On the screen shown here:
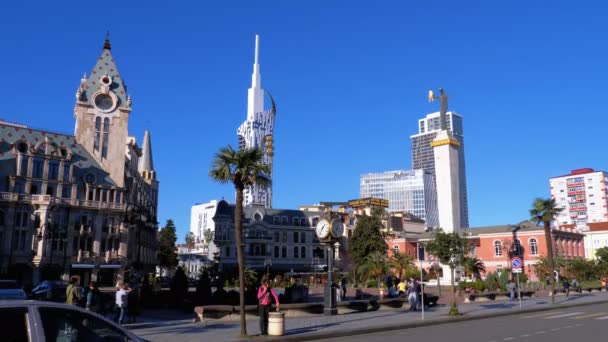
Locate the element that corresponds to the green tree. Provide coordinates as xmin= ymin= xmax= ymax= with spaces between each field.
xmin=204 ymin=228 xmax=214 ymax=245
xmin=171 ymin=266 xmax=189 ymax=305
xmin=349 ymin=207 xmax=388 ymax=268
xmin=158 ymin=219 xmax=178 ymax=272
xmin=426 ymin=231 xmax=467 ymax=315
xmin=209 ymin=145 xmax=270 ymax=337
xmin=530 ymin=197 xmax=564 ymax=304
xmin=462 ymin=257 xmax=486 ymax=280
xmin=357 ymin=252 xmax=391 ymax=287
xmin=596 ymin=247 xmax=608 ymax=264
xmin=185 ymin=232 xmax=196 ymax=245
xmin=390 ymin=253 xmax=413 ymax=280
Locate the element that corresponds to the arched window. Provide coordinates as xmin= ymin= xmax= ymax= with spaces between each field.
xmin=94 ymin=117 xmax=101 ymax=151
xmin=393 ymin=245 xmax=400 ymax=256
xmin=301 ymin=218 xmax=307 ymax=226
xmin=282 ymin=246 xmax=287 ymax=258
xmin=293 ymin=232 xmax=299 ymax=243
xmin=0 ymin=210 xmax=4 ymax=226
xmin=530 ymin=238 xmax=538 ymax=255
xmin=301 ymin=246 xmax=306 ymax=258
xmin=274 ymin=246 xmax=279 ymax=258
xmin=300 ymin=233 xmax=306 ymax=243
xmin=494 ymin=241 xmax=502 ymax=256
xmin=294 ymin=246 xmax=299 ymax=258
xmin=102 ymin=118 xmax=109 ymax=158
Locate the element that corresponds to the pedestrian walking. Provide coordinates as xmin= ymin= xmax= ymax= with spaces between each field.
xmin=507 ymin=279 xmax=516 ymax=301
xmin=257 ymin=276 xmax=279 ymax=336
xmin=86 ymin=281 xmax=102 ymax=313
xmin=571 ymin=278 xmax=579 ymax=293
xmin=562 ymin=279 xmax=570 ymax=297
xmin=114 ymin=281 xmax=130 ymax=325
xmin=407 ymin=277 xmax=417 ymax=311
xmin=340 ymin=277 xmax=347 ymax=300
xmin=65 ymin=276 xmax=81 ymax=306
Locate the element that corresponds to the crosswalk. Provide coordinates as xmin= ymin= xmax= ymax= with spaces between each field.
xmin=520 ymin=311 xmax=608 ymax=320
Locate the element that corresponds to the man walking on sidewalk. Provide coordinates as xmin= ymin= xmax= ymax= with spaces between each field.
xmin=563 ymin=279 xmax=570 ymax=297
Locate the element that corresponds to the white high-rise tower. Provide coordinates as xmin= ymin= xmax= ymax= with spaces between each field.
xmin=237 ymin=34 xmax=276 ymax=208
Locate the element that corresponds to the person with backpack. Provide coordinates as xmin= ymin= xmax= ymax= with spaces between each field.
xmin=86 ymin=281 xmax=102 ymax=313
xmin=257 ymin=276 xmax=279 ymax=336
xmin=65 ymin=276 xmax=81 ymax=306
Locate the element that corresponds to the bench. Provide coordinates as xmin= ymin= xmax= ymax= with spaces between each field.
xmin=465 ymin=291 xmax=535 ymax=303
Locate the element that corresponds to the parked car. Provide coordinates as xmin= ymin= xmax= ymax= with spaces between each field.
xmin=1 ymin=300 xmax=148 ymax=341
xmin=31 ymin=280 xmax=69 ymax=302
xmin=0 ymin=280 xmax=27 ymax=300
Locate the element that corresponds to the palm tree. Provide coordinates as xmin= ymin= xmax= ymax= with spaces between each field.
xmin=462 ymin=257 xmax=486 ymax=280
xmin=530 ymin=197 xmax=563 ymax=304
xmin=358 ymin=252 xmax=390 ymax=287
xmin=209 ymin=145 xmax=270 ymax=336
xmin=390 ymin=253 xmax=413 ymax=280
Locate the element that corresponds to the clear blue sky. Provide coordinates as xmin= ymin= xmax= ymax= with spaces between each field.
xmin=1 ymin=1 xmax=607 ymax=242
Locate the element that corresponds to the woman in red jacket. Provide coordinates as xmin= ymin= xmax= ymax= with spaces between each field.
xmin=257 ymin=276 xmax=280 ymax=335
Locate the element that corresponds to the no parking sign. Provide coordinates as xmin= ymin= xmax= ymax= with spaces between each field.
xmin=511 ymin=257 xmax=523 ymax=273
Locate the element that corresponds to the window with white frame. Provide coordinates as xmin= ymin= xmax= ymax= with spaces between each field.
xmin=494 ymin=241 xmax=502 ymax=256
xmin=530 ymin=238 xmax=538 ymax=255
xmin=393 ymin=245 xmax=400 ymax=255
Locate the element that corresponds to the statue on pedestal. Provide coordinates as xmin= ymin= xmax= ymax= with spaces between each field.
xmin=428 ymin=88 xmax=448 ymax=131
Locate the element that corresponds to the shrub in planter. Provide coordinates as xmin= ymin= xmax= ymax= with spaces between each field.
xmin=366 ymin=279 xmax=378 ymax=288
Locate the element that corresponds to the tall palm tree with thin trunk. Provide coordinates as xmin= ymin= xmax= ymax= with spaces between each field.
xmin=390 ymin=253 xmax=413 ymax=280
xmin=210 ymin=146 xmax=270 ymax=336
xmin=462 ymin=256 xmax=486 ymax=280
xmin=530 ymin=197 xmax=563 ymax=304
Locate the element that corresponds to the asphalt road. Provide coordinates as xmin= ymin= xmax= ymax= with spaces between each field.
xmin=320 ymin=302 xmax=608 ymax=342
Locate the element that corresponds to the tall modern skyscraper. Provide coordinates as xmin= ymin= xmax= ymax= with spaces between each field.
xmin=360 ymin=170 xmax=439 ymax=227
xmin=237 ymin=35 xmax=276 ymax=208
xmin=411 ymin=111 xmax=469 ymax=227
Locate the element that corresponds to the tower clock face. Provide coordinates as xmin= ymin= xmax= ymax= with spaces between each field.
xmin=315 ymin=219 xmax=330 ymax=239
xmin=94 ymin=94 xmax=114 ymax=111
xmin=330 ymin=219 xmax=344 ymax=239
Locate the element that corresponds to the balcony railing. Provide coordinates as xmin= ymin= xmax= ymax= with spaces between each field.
xmin=0 ymin=192 xmax=126 ymax=210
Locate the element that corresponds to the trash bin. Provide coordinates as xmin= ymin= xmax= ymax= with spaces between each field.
xmin=268 ymin=311 xmax=285 ymax=336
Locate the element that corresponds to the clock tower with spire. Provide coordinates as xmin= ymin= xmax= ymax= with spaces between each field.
xmin=74 ymin=34 xmax=131 ymax=187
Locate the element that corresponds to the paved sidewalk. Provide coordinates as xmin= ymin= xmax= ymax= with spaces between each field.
xmin=130 ymin=292 xmax=608 ymax=342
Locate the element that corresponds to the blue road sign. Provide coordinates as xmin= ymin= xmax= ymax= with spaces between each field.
xmin=511 ymin=257 xmax=522 ymax=269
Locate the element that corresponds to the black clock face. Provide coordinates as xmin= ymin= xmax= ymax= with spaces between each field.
xmin=94 ymin=94 xmax=114 ymax=110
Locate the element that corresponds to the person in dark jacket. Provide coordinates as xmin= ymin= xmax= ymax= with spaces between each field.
xmin=86 ymin=281 xmax=102 ymax=313
xmin=563 ymin=279 xmax=570 ymax=297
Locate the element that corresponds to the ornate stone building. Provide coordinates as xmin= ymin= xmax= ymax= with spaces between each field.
xmin=213 ymin=201 xmax=329 ymax=273
xmin=0 ymin=37 xmax=159 ymax=286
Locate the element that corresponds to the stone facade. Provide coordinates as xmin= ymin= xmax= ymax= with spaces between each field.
xmin=0 ymin=38 xmax=159 ymax=286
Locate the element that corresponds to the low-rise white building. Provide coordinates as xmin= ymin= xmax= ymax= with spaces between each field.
xmin=190 ymin=200 xmax=219 ymax=259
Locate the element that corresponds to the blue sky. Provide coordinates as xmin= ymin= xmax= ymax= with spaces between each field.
xmin=1 ymin=1 xmax=607 ymax=241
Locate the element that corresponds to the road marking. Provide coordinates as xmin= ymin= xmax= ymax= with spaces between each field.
xmin=535 ymin=331 xmax=547 ymax=334
xmin=550 ymin=328 xmax=561 ymax=331
xmin=545 ymin=312 xmax=585 ymax=319
xmin=563 ymin=325 xmax=574 ymax=329
xmin=504 ymin=338 xmax=515 ymax=341
xmin=520 ymin=334 xmax=531 ymax=337
xmin=595 ymin=315 xmax=608 ymax=320
xmin=575 ymin=323 xmax=584 ymax=327
xmin=572 ymin=312 xmax=606 ymax=320
xmin=522 ymin=311 xmax=563 ymax=318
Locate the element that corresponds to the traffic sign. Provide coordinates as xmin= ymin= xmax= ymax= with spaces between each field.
xmin=511 ymin=257 xmax=523 ymax=273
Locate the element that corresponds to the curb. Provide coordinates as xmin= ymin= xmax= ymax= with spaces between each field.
xmin=252 ymin=298 xmax=608 ymax=342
